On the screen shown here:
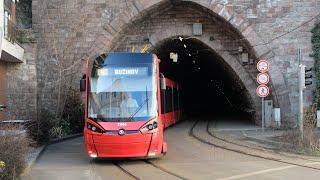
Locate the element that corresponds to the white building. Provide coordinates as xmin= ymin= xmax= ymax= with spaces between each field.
xmin=0 ymin=0 xmax=24 ymax=63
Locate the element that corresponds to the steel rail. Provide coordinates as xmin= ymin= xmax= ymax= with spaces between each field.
xmin=189 ymin=119 xmax=320 ymax=171
xmin=143 ymin=160 xmax=189 ymax=180
xmin=207 ymin=119 xmax=272 ymax=151
xmin=112 ymin=162 xmax=141 ymax=180
xmin=112 ymin=160 xmax=188 ymax=180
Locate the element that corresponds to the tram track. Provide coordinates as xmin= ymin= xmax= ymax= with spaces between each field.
xmin=23 ymin=120 xmax=320 ymax=179
xmin=87 ymin=159 xmax=103 ymax=180
xmin=88 ymin=159 xmax=139 ymax=180
xmin=208 ymin=120 xmax=320 ymax=164
xmin=86 ymin=122 xmax=188 ymax=180
xmin=189 ymin=119 xmax=320 ymax=171
xmin=89 ymin=155 xmax=188 ymax=180
xmin=110 ymin=159 xmax=188 ymax=180
xmin=207 ymin=119 xmax=271 ymax=151
xmin=112 ymin=161 xmax=141 ymax=180
xmin=111 ymin=160 xmax=188 ymax=180
xmin=143 ymin=160 xmax=189 ymax=180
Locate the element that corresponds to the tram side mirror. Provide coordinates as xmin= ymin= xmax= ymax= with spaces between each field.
xmin=160 ymin=77 xmax=166 ymax=90
xmin=80 ymin=79 xmax=86 ymax=92
xmin=80 ymin=75 xmax=86 ymax=92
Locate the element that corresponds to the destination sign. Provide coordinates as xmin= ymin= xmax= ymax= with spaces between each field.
xmin=97 ymin=67 xmax=148 ymax=76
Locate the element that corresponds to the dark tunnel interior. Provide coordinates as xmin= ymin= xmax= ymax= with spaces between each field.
xmin=154 ymin=38 xmax=255 ymax=123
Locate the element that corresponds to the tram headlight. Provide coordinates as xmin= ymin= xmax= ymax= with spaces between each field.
xmin=87 ymin=122 xmax=104 ymax=133
xmin=152 ymin=122 xmax=158 ymax=129
xmin=147 ymin=124 xmax=154 ymax=130
xmin=140 ymin=118 xmax=158 ymax=134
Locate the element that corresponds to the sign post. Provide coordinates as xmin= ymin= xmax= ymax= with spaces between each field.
xmin=262 ymin=97 xmax=264 ymax=130
xmin=298 ymin=48 xmax=303 ymax=140
xmin=257 ymin=60 xmax=270 ymax=130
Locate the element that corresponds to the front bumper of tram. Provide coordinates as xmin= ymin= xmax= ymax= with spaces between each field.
xmin=83 ymin=118 xmax=167 ymax=159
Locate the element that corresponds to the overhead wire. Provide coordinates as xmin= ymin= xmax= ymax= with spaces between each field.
xmin=170 ymin=12 xmax=320 ymax=48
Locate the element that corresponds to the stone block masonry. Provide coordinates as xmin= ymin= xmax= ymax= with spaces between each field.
xmin=31 ymin=0 xmax=320 ymax=126
xmin=1 ymin=42 xmax=37 ymax=121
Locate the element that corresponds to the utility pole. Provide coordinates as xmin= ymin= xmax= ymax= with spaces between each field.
xmin=298 ymin=48 xmax=304 ymax=140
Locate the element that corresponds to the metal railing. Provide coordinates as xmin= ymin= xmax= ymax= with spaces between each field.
xmin=4 ymin=18 xmax=17 ymax=43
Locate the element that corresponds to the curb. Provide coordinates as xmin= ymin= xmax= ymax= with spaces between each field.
xmin=21 ymin=145 xmax=47 ymax=177
xmin=50 ymin=133 xmax=83 ymax=144
xmin=21 ymin=133 xmax=83 ymax=177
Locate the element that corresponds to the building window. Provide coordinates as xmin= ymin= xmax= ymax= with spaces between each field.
xmin=4 ymin=10 xmax=11 ymax=39
xmin=4 ymin=0 xmax=12 ymax=10
xmin=3 ymin=0 xmax=17 ymax=43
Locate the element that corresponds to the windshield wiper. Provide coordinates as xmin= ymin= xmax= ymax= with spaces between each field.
xmin=126 ymin=97 xmax=149 ymax=122
xmin=127 ymin=86 xmax=150 ymax=122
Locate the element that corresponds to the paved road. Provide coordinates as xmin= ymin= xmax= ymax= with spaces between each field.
xmin=22 ymin=119 xmax=320 ymax=180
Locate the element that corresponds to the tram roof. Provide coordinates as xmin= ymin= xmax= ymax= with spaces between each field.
xmin=101 ymin=52 xmax=155 ymax=65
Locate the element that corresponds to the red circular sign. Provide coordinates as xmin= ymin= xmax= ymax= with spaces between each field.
xmin=256 ymin=85 xmax=269 ymax=97
xmin=257 ymin=60 xmax=270 ymax=73
xmin=257 ymin=73 xmax=270 ymax=85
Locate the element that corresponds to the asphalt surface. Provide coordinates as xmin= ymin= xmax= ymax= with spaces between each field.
xmin=21 ymin=119 xmax=320 ymax=180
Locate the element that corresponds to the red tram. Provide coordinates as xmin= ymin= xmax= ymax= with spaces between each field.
xmin=80 ymin=52 xmax=181 ymax=158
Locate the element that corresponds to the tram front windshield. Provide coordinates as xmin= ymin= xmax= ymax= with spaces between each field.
xmin=88 ymin=65 xmax=157 ymax=122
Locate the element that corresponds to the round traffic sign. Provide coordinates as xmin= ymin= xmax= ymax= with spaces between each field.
xmin=257 ymin=60 xmax=270 ymax=73
xmin=257 ymin=73 xmax=270 ymax=85
xmin=256 ymin=85 xmax=269 ymax=97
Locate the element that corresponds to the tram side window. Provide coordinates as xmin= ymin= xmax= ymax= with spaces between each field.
xmin=178 ymin=89 xmax=181 ymax=110
xmin=161 ymin=90 xmax=166 ymax=114
xmin=165 ymin=87 xmax=173 ymax=113
xmin=173 ymin=88 xmax=178 ymax=111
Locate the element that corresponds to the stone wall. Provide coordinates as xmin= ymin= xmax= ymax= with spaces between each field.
xmin=0 ymin=0 xmax=4 ymax=56
xmin=31 ymin=0 xmax=320 ymax=125
xmin=0 ymin=0 xmax=37 ymax=121
xmin=5 ymin=42 xmax=37 ymax=121
xmin=111 ymin=2 xmax=262 ymax=122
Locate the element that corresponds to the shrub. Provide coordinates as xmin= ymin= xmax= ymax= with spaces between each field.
xmin=62 ymin=90 xmax=84 ymax=134
xmin=0 ymin=125 xmax=29 ymax=180
xmin=280 ymin=104 xmax=320 ymax=153
xmin=49 ymin=126 xmax=66 ymax=139
xmin=26 ymin=110 xmax=59 ymax=144
xmin=302 ymin=104 xmax=320 ymax=151
xmin=311 ymin=19 xmax=320 ymax=108
xmin=49 ymin=119 xmax=71 ymax=139
xmin=27 ymin=90 xmax=84 ymax=144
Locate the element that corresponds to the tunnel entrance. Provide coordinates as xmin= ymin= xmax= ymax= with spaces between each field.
xmin=154 ymin=38 xmax=254 ymax=124
xmin=107 ymin=1 xmax=269 ymax=125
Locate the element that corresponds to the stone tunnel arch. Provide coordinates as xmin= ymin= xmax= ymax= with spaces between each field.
xmin=87 ymin=0 xmax=291 ymax=125
xmin=153 ymin=36 xmax=260 ymax=120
